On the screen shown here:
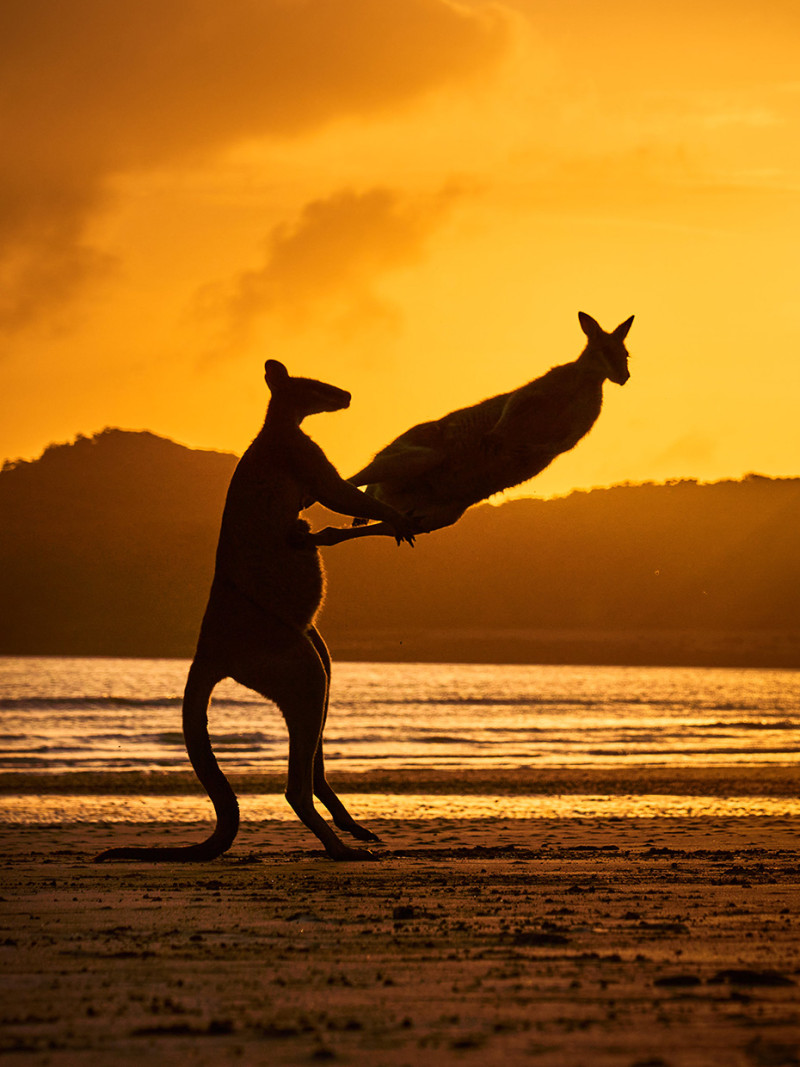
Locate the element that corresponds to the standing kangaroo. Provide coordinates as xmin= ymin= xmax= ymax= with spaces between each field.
xmin=315 ymin=312 xmax=633 ymax=544
xmin=96 ymin=360 xmax=415 ymax=864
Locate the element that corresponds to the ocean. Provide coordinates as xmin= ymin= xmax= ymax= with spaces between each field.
xmin=1 ymin=656 xmax=798 ymax=823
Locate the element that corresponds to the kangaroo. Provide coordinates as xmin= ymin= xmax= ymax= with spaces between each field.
xmin=314 ymin=312 xmax=633 ymax=545
xmin=95 ymin=360 xmax=415 ymax=864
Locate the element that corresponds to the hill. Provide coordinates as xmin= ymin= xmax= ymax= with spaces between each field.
xmin=1 ymin=429 xmax=799 ymax=666
xmin=0 ymin=430 xmax=236 ymax=658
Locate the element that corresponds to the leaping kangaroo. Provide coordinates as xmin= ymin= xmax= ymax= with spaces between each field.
xmin=314 ymin=312 xmax=633 ymax=545
xmin=96 ymin=360 xmax=415 ymax=864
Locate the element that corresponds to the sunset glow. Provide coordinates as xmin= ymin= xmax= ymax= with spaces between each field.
xmin=3 ymin=0 xmax=799 ymax=497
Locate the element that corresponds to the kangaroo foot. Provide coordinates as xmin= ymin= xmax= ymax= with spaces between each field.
xmin=333 ymin=817 xmax=381 ymax=843
xmin=314 ymin=781 xmax=381 ymax=843
xmin=287 ymin=794 xmax=381 ymax=861
xmin=348 ymin=824 xmax=382 ymax=843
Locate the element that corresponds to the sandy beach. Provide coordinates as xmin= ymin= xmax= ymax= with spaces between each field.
xmin=1 ymin=804 xmax=799 ymax=1066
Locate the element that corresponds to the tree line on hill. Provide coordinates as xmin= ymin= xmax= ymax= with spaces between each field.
xmin=1 ymin=428 xmax=798 ymax=666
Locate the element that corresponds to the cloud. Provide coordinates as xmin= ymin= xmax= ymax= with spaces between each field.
xmin=0 ymin=164 xmax=117 ymax=331
xmin=0 ymin=0 xmax=510 ymax=330
xmin=200 ymin=184 xmax=465 ymax=349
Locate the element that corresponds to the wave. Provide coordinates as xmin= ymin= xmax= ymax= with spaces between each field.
xmin=382 ymin=696 xmax=614 ymax=708
xmin=149 ymin=730 xmax=278 ymax=747
xmin=0 ymin=696 xmax=185 ymax=711
xmin=353 ymin=695 xmax=785 ymax=713
xmin=705 ymin=720 xmax=798 ymax=731
xmin=3 ymin=694 xmax=603 ymax=711
xmin=0 ymin=694 xmax=266 ymax=711
xmin=2 ymin=694 xmax=794 ymax=718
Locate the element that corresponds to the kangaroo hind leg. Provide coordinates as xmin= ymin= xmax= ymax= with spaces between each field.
xmin=307 ymin=627 xmax=380 ymax=844
xmin=241 ymin=636 xmax=377 ymax=861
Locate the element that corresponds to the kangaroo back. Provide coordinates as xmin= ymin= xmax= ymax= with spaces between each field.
xmin=350 ymin=312 xmax=634 ymax=531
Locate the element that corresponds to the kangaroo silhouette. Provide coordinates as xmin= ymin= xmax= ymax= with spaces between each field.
xmin=316 ymin=312 xmax=633 ymax=545
xmin=95 ymin=360 xmax=415 ymax=864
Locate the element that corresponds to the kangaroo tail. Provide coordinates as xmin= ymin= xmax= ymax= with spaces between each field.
xmin=94 ymin=660 xmax=240 ymax=863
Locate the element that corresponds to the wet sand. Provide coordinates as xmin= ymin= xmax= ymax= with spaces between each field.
xmin=2 ymin=812 xmax=799 ymax=1065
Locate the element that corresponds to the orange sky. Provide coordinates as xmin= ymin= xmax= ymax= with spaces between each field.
xmin=2 ymin=0 xmax=799 ymax=499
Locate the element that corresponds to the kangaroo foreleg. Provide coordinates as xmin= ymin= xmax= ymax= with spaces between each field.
xmin=309 ymin=521 xmax=399 ymax=546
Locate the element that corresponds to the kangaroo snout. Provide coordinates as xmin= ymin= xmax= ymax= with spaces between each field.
xmin=325 ymin=389 xmax=351 ymax=413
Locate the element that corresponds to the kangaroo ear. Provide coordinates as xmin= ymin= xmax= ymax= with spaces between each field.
xmin=264 ymin=360 xmax=289 ymax=391
xmin=578 ymin=312 xmax=601 ymax=338
xmin=613 ymin=315 xmax=634 ymax=341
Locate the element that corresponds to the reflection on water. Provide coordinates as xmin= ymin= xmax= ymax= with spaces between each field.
xmin=1 ymin=657 xmax=799 ymax=778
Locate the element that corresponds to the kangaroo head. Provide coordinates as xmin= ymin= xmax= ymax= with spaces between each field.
xmin=264 ymin=360 xmax=351 ymax=419
xmin=578 ymin=312 xmax=634 ymax=385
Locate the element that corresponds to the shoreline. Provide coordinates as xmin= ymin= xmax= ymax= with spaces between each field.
xmin=2 ymin=762 xmax=798 ymax=796
xmin=4 ymin=629 xmax=800 ymax=667
xmin=5 ymin=793 xmax=800 ymax=826
xmin=329 ymin=628 xmax=800 ymax=670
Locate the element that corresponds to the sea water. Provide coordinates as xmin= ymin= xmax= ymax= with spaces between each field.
xmin=1 ymin=656 xmax=798 ymax=822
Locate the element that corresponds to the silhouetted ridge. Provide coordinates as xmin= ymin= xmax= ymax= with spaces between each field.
xmin=1 ymin=428 xmax=236 ymax=524
xmin=1 ymin=430 xmax=798 ymax=664
xmin=0 ymin=430 xmax=236 ymax=657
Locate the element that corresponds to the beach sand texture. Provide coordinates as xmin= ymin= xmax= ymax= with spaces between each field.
xmin=2 ymin=809 xmax=799 ymax=1066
